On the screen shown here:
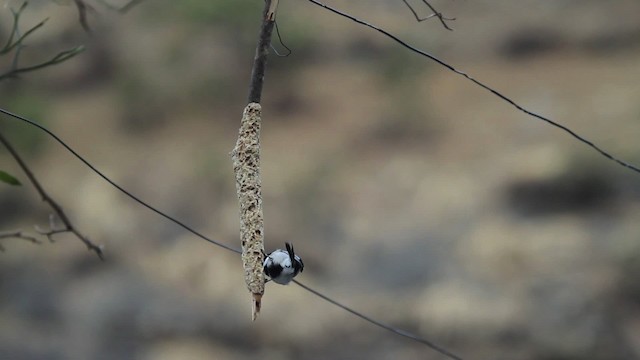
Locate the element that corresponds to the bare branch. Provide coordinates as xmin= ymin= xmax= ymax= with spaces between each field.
xmin=0 ymin=46 xmax=85 ymax=81
xmin=0 ymin=15 xmax=49 ymax=55
xmin=73 ymin=0 xmax=93 ymax=33
xmin=0 ymin=2 xmax=28 ymax=54
xmin=0 ymin=230 xmax=41 ymax=251
xmin=0 ymin=107 xmax=241 ymax=254
xmin=401 ymin=0 xmax=455 ymax=30
xmin=0 ymin=2 xmax=85 ymax=81
xmin=0 ymin=132 xmax=104 ymax=259
xmin=306 ymin=0 xmax=640 ymax=176
xmin=247 ymin=0 xmax=277 ymax=104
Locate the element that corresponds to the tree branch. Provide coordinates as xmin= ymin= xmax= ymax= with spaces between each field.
xmin=0 ymin=131 xmax=104 ymax=259
xmin=72 ymin=0 xmax=93 ymax=33
xmin=247 ymin=0 xmax=277 ymax=104
xmin=306 ymin=0 xmax=640 ymax=175
xmin=401 ymin=0 xmax=455 ymax=31
xmin=0 ymin=230 xmax=41 ymax=252
xmin=0 ymin=2 xmax=85 ymax=81
xmin=0 ymin=46 xmax=85 ymax=81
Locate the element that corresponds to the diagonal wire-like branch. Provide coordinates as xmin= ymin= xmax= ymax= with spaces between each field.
xmin=305 ymin=0 xmax=640 ymax=176
xmin=0 ymin=108 xmax=239 ymax=254
xmin=293 ymin=279 xmax=465 ymax=360
xmin=401 ymin=0 xmax=455 ymax=30
xmin=0 ymin=107 xmax=465 ymax=358
xmin=0 ymin=131 xmax=104 ymax=259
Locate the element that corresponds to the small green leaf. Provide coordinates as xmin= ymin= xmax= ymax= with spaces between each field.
xmin=0 ymin=170 xmax=21 ymax=186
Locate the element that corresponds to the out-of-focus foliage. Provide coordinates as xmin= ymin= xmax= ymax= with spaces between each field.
xmin=0 ymin=170 xmax=21 ymax=186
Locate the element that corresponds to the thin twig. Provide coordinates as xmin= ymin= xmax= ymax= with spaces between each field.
xmin=0 ymin=2 xmax=25 ymax=53
xmin=73 ymin=0 xmax=93 ymax=33
xmin=401 ymin=0 xmax=455 ymax=30
xmin=0 ymin=17 xmax=48 ymax=55
xmin=0 ymin=46 xmax=85 ymax=81
xmin=293 ymin=280 xmax=465 ymax=360
xmin=0 ymin=108 xmax=240 ymax=254
xmin=0 ymin=131 xmax=104 ymax=259
xmin=0 ymin=230 xmax=41 ymax=251
xmin=0 ymin=3 xmax=48 ymax=55
xmin=306 ymin=0 xmax=640 ymax=176
xmin=0 ymin=2 xmax=85 ymax=81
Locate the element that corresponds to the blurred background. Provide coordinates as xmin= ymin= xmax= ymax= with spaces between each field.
xmin=1 ymin=0 xmax=640 ymax=359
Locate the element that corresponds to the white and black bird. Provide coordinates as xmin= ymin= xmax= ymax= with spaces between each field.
xmin=263 ymin=242 xmax=304 ymax=285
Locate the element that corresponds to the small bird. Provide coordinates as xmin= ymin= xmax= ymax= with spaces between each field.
xmin=263 ymin=242 xmax=304 ymax=285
